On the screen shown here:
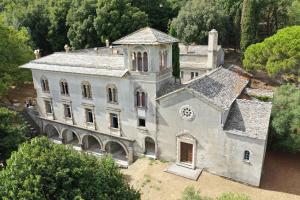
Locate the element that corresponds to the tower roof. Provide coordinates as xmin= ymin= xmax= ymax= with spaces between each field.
xmin=113 ymin=27 xmax=179 ymax=45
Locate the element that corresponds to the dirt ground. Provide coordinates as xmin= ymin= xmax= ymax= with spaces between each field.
xmin=122 ymin=152 xmax=300 ymax=200
xmin=0 ymin=84 xmax=35 ymax=110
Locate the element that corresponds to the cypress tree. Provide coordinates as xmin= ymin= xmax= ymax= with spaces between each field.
xmin=240 ymin=0 xmax=258 ymax=55
xmin=172 ymin=42 xmax=180 ymax=78
xmin=169 ymin=27 xmax=180 ymax=79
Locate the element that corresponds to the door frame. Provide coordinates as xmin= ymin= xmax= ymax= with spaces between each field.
xmin=176 ymin=132 xmax=197 ymax=169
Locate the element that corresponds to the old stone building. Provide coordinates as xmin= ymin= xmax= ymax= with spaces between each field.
xmin=179 ymin=29 xmax=224 ymax=83
xmin=21 ymin=27 xmax=271 ymax=186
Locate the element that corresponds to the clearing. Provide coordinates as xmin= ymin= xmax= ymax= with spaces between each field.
xmin=122 ymin=151 xmax=300 ymax=200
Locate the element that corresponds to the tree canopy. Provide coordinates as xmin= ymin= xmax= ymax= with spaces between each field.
xmin=0 ymin=137 xmax=140 ymax=199
xmin=271 ymin=84 xmax=300 ymax=153
xmin=0 ymin=107 xmax=27 ymax=162
xmin=94 ymin=0 xmax=147 ymax=46
xmin=0 ymin=17 xmax=33 ymax=96
xmin=243 ymin=26 xmax=300 ymax=81
xmin=170 ymin=0 xmax=230 ymax=45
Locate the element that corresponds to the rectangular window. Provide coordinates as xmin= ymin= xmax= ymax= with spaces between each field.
xmin=110 ymin=113 xmax=119 ymax=129
xmin=85 ymin=108 xmax=94 ymax=123
xmin=44 ymin=100 xmax=52 ymax=114
xmin=191 ymin=72 xmax=194 ymax=79
xmin=180 ymin=71 xmax=184 ymax=78
xmin=195 ymin=72 xmax=199 ymax=77
xmin=138 ymin=118 xmax=146 ymax=127
xmin=64 ymin=104 xmax=72 ymax=118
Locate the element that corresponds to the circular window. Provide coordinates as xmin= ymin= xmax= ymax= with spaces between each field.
xmin=179 ymin=105 xmax=195 ymax=121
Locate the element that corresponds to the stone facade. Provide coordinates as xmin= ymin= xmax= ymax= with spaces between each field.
xmin=21 ymin=27 xmax=271 ymax=186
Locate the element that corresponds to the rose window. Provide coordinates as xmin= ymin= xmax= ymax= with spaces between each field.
xmin=179 ymin=105 xmax=195 ymax=120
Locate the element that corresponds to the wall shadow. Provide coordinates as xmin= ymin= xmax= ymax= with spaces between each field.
xmin=260 ymin=151 xmax=300 ymax=196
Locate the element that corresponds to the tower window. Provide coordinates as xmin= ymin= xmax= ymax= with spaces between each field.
xmin=136 ymin=90 xmax=146 ymax=108
xmin=243 ymin=150 xmax=250 ymax=161
xmin=131 ymin=50 xmax=148 ymax=72
xmin=137 ymin=52 xmax=142 ymax=71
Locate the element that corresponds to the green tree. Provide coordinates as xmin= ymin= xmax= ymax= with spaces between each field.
xmin=94 ymin=0 xmax=147 ymax=45
xmin=240 ymin=0 xmax=259 ymax=54
xmin=170 ymin=0 xmax=230 ymax=45
xmin=243 ymin=26 xmax=300 ymax=81
xmin=47 ymin=0 xmax=72 ymax=51
xmin=0 ymin=107 xmax=27 ymax=162
xmin=1 ymin=0 xmax=52 ymax=53
xmin=258 ymin=0 xmax=294 ymax=37
xmin=66 ymin=0 xmax=99 ymax=49
xmin=217 ymin=0 xmax=243 ymax=49
xmin=288 ymin=0 xmax=300 ymax=25
xmin=169 ymin=26 xmax=180 ymax=78
xmin=271 ymin=84 xmax=300 ymax=153
xmin=131 ymin=0 xmax=172 ymax=32
xmin=0 ymin=17 xmax=33 ymax=96
xmin=0 ymin=137 xmax=140 ymax=199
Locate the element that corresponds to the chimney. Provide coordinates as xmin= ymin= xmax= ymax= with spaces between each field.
xmin=64 ymin=44 xmax=71 ymax=52
xmin=105 ymin=39 xmax=110 ymax=48
xmin=34 ymin=49 xmax=41 ymax=59
xmin=207 ymin=29 xmax=218 ymax=68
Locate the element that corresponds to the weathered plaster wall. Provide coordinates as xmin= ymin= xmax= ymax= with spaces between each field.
xmin=156 ymin=89 xmax=266 ymax=186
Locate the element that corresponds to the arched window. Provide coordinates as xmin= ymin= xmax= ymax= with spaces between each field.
xmin=41 ymin=76 xmax=50 ymax=92
xmin=136 ymin=90 xmax=146 ymax=108
xmin=137 ymin=52 xmax=142 ymax=71
xmin=82 ymin=82 xmax=92 ymax=99
xmin=60 ymin=80 xmax=69 ymax=96
xmin=244 ymin=150 xmax=250 ymax=161
xmin=107 ymin=85 xmax=118 ymax=103
xmin=143 ymin=52 xmax=148 ymax=72
xmin=131 ymin=49 xmax=148 ymax=72
xmin=132 ymin=52 xmax=137 ymax=71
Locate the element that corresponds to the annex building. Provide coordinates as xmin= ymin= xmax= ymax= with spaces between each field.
xmin=21 ymin=27 xmax=272 ymax=186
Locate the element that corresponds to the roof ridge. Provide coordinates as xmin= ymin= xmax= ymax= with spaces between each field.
xmin=113 ymin=27 xmax=149 ymax=44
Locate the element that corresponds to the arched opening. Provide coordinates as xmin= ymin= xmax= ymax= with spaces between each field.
xmin=136 ymin=90 xmax=146 ymax=108
xmin=41 ymin=76 xmax=50 ymax=92
xmin=105 ymin=141 xmax=128 ymax=161
xmin=137 ymin=52 xmax=142 ymax=71
xmin=143 ymin=52 xmax=148 ymax=72
xmin=62 ymin=129 xmax=80 ymax=146
xmin=60 ymin=80 xmax=69 ymax=95
xmin=132 ymin=52 xmax=136 ymax=71
xmin=82 ymin=135 xmax=102 ymax=154
xmin=45 ymin=124 xmax=59 ymax=139
xmin=145 ymin=137 xmax=155 ymax=156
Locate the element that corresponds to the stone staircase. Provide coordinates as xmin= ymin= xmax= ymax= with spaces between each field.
xmin=20 ymin=108 xmax=41 ymax=138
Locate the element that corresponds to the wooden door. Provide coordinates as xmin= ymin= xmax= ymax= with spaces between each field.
xmin=180 ymin=142 xmax=193 ymax=163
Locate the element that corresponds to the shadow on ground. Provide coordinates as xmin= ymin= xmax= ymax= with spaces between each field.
xmin=260 ymin=151 xmax=300 ymax=196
